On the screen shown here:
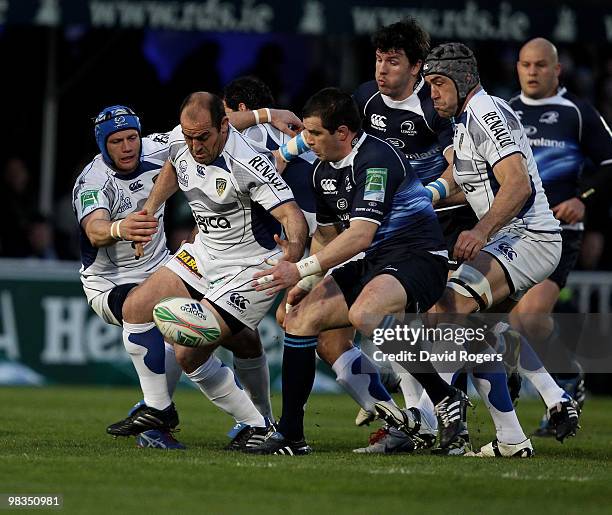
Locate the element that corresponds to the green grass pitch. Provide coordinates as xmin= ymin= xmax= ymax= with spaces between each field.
xmin=1 ymin=386 xmax=611 ymax=514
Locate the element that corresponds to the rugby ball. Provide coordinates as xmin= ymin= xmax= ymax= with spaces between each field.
xmin=153 ymin=297 xmax=221 ymax=348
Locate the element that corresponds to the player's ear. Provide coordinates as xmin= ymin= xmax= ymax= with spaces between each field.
xmin=220 ymin=115 xmax=229 ymax=135
xmin=335 ymin=125 xmax=350 ymax=141
xmin=238 ymin=102 xmax=248 ymax=112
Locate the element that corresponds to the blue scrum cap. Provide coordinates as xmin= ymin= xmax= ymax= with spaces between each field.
xmin=94 ymin=105 xmax=141 ymax=166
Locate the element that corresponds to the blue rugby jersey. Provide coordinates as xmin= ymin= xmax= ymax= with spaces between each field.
xmin=354 ymin=78 xmax=453 ymax=185
xmin=509 ymin=87 xmax=612 ymax=210
xmin=313 ymin=132 xmax=446 ymax=255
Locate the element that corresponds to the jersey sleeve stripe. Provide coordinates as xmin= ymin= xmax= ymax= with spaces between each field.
xmin=350 ymin=216 xmax=382 ymax=226
xmin=266 ymin=197 xmax=293 ymax=212
xmin=490 ymin=150 xmax=525 ymax=170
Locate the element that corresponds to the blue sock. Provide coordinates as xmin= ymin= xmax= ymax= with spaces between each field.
xmin=472 ymin=361 xmax=514 ymax=413
xmin=277 ymin=334 xmax=317 ymax=441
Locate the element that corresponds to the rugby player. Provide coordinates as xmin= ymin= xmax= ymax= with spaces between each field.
xmin=509 ymin=37 xmax=612 ymax=435
xmin=419 ymin=43 xmax=580 ymax=457
xmin=248 ymin=88 xmax=466 ymax=455
xmin=118 ymin=92 xmax=308 ymax=449
xmin=74 ymin=105 xmax=285 ymax=448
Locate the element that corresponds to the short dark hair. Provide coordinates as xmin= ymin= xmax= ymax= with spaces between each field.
xmin=223 ymin=76 xmax=275 ymax=111
xmin=303 ymin=88 xmax=362 ymax=134
xmin=179 ymin=91 xmax=226 ymax=130
xmin=372 ymin=17 xmax=430 ymax=65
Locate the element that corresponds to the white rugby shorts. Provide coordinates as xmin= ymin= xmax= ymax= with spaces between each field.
xmin=165 ymin=242 xmax=282 ymax=330
xmin=482 ymin=227 xmax=562 ymax=296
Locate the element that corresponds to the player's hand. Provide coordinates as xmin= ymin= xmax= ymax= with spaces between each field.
xmin=453 ymin=227 xmax=488 ymax=262
xmin=273 ymin=233 xmax=303 ymax=263
xmin=121 ymin=209 xmax=158 ymax=242
xmin=270 ymin=109 xmax=304 ymax=137
xmin=252 ymin=259 xmax=301 ymax=295
xmin=272 ymin=149 xmax=288 ymax=175
xmin=552 ymin=197 xmax=585 ymax=225
xmin=286 ymin=284 xmax=309 ymax=307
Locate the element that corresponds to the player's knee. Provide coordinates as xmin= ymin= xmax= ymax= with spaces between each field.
xmin=174 ymin=346 xmax=213 ymax=375
xmin=347 ymin=305 xmax=373 ymax=335
xmin=230 ymin=328 xmax=263 ymax=359
xmin=285 ymin=302 xmax=324 ymax=334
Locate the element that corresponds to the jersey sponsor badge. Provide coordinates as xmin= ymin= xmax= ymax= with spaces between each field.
xmin=364 ymin=168 xmax=387 ymax=202
xmin=80 ymin=190 xmax=99 ymax=210
xmin=216 ymin=178 xmax=227 ymax=196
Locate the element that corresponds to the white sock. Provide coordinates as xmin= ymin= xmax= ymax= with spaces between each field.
xmin=187 ymin=355 xmax=266 ymax=427
xmin=233 ymin=354 xmax=274 ymax=422
xmin=398 ymin=373 xmax=437 ymax=429
xmin=164 ymin=342 xmax=183 ymax=398
xmin=416 ymin=389 xmax=437 ymax=430
xmin=332 ymin=347 xmax=395 ymax=413
xmin=519 ymin=365 xmax=567 ymax=408
xmin=122 ymin=322 xmax=172 ymax=410
xmin=469 ymin=371 xmax=526 ymax=444
xmin=399 ymin=373 xmax=424 ymax=407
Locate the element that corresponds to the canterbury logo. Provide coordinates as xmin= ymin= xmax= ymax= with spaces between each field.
xmin=228 ymin=292 xmax=250 ymax=310
xmin=320 ymin=179 xmax=337 ymax=192
xmin=370 ymin=114 xmax=387 ymax=130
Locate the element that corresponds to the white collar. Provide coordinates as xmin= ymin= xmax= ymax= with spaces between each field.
xmin=330 ymin=132 xmax=367 ymax=169
xmin=519 ymin=87 xmax=567 ymax=106
xmin=379 ymin=77 xmax=425 ymax=110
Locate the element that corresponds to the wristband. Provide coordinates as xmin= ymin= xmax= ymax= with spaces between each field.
xmin=296 ymin=255 xmax=322 ymax=278
xmin=279 ymin=132 xmax=310 ymax=163
xmin=110 ymin=220 xmax=124 ymax=240
xmin=255 ymin=108 xmax=271 ymax=125
xmin=425 ymin=178 xmax=449 ymax=203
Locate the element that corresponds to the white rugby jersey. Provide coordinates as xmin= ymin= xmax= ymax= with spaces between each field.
xmin=453 ymin=89 xmax=560 ymax=233
xmin=72 ymin=134 xmax=171 ymax=291
xmin=168 ymin=124 xmax=294 ymax=259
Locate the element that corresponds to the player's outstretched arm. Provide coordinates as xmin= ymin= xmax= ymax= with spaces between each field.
xmin=228 ymin=109 xmax=303 ymax=137
xmin=81 ymin=208 xmax=158 ymax=248
xmin=454 ymin=153 xmax=531 ymax=261
xmin=253 ymin=220 xmax=376 ymax=295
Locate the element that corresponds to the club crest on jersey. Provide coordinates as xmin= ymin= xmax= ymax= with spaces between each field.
xmin=539 ymin=111 xmax=559 ymax=124
xmin=175 ymin=249 xmax=201 ymax=278
xmin=216 ymin=178 xmax=227 ymax=196
xmin=364 ymin=168 xmax=387 ymax=202
xmin=80 ymin=190 xmax=99 ymax=210
xmin=400 ymin=120 xmax=417 ymax=136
